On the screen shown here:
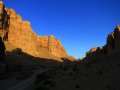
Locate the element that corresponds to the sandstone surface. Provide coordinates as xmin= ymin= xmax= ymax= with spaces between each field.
xmin=0 ymin=1 xmax=73 ymax=61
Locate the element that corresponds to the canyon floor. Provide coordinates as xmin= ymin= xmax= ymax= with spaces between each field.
xmin=35 ymin=53 xmax=120 ymax=90
xmin=0 ymin=47 xmax=120 ymax=90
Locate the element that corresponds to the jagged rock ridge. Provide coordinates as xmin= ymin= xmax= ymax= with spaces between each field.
xmin=0 ymin=1 xmax=74 ymax=60
xmin=86 ymin=25 xmax=120 ymax=59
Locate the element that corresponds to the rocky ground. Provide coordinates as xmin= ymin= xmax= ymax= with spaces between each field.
xmin=1 ymin=50 xmax=120 ymax=90
xmin=0 ymin=47 xmax=61 ymax=90
xmin=35 ymin=53 xmax=120 ymax=90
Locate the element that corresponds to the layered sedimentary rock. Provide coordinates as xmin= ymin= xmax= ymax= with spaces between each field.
xmin=0 ymin=1 xmax=68 ymax=59
xmin=86 ymin=25 xmax=120 ymax=59
xmin=37 ymin=35 xmax=66 ymax=57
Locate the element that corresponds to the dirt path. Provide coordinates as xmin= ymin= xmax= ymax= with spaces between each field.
xmin=0 ymin=69 xmax=50 ymax=90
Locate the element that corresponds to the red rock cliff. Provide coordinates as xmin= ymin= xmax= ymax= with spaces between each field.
xmin=0 ymin=1 xmax=67 ymax=58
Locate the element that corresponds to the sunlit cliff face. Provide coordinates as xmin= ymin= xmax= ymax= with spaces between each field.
xmin=0 ymin=1 xmax=74 ymax=61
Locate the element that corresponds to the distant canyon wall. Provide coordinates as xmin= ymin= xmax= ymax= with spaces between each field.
xmin=86 ymin=25 xmax=120 ymax=59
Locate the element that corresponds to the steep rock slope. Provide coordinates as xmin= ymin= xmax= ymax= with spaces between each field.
xmin=0 ymin=1 xmax=73 ymax=60
xmin=86 ymin=25 xmax=120 ymax=59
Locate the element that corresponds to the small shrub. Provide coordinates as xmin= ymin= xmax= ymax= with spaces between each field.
xmin=75 ymin=84 xmax=81 ymax=88
xmin=86 ymin=63 xmax=91 ymax=68
xmin=63 ymin=66 xmax=68 ymax=71
xmin=85 ymin=74 xmax=89 ymax=77
xmin=117 ymin=64 xmax=120 ymax=66
xmin=35 ymin=85 xmax=49 ymax=90
xmin=35 ymin=72 xmax=50 ymax=84
xmin=12 ymin=48 xmax=22 ymax=55
xmin=99 ymin=69 xmax=104 ymax=75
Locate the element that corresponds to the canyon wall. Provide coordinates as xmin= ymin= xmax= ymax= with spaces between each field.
xmin=86 ymin=25 xmax=120 ymax=59
xmin=0 ymin=1 xmax=72 ymax=60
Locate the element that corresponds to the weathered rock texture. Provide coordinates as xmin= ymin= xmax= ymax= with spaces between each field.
xmin=66 ymin=55 xmax=75 ymax=61
xmin=37 ymin=35 xmax=66 ymax=57
xmin=0 ymin=1 xmax=72 ymax=60
xmin=86 ymin=25 xmax=120 ymax=59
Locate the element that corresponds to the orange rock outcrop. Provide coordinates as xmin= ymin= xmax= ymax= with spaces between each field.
xmin=0 ymin=1 xmax=70 ymax=59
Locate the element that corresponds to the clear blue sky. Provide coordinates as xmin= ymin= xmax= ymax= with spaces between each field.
xmin=2 ymin=0 xmax=120 ymax=58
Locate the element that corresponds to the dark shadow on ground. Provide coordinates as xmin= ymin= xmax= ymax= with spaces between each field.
xmin=0 ymin=48 xmax=63 ymax=80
